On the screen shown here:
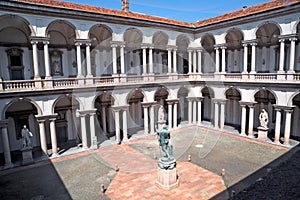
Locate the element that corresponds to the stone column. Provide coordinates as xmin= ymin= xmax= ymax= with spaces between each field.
xmin=90 ymin=112 xmax=97 ymax=149
xmin=248 ymin=104 xmax=255 ymax=137
xmin=215 ymin=47 xmax=220 ymax=73
xmin=250 ymin=43 xmax=257 ymax=73
xmin=188 ymin=49 xmax=192 ymax=73
xmin=289 ymin=38 xmax=297 ymax=73
xmin=122 ymin=108 xmax=128 ymax=140
xmin=80 ymin=113 xmax=88 ymax=149
xmin=114 ymin=109 xmax=121 ymax=144
xmin=193 ymin=50 xmax=197 ymax=73
xmin=197 ymin=98 xmax=203 ymax=125
xmin=0 ymin=121 xmax=13 ymax=168
xmin=274 ymin=107 xmax=282 ymax=144
xmin=76 ymin=42 xmax=83 ymax=78
xmin=279 ymin=39 xmax=285 ymax=72
xmin=167 ymin=48 xmax=172 ymax=73
xmin=37 ymin=119 xmax=48 ymax=156
xmin=197 ymin=49 xmax=202 ymax=74
xmin=283 ymin=108 xmax=293 ymax=145
xmin=111 ymin=44 xmax=118 ymax=75
xmin=220 ymin=101 xmax=226 ymax=130
xmin=43 ymin=40 xmax=51 ymax=78
xmin=173 ymin=101 xmax=178 ymax=128
xmin=120 ymin=44 xmax=125 ymax=75
xmin=150 ymin=104 xmax=155 ymax=134
xmin=49 ymin=117 xmax=58 ymax=157
xmin=193 ymin=100 xmax=197 ymax=124
xmin=167 ymin=101 xmax=173 ymax=129
xmin=214 ymin=102 xmax=219 ymax=128
xmin=86 ymin=43 xmax=92 ymax=78
xmin=31 ymin=41 xmax=40 ymax=78
xmin=221 ymin=46 xmax=227 ymax=73
xmin=101 ymin=106 xmax=107 ymax=135
xmin=243 ymin=43 xmax=248 ymax=73
xmin=143 ymin=104 xmax=149 ymax=134
xmin=240 ymin=103 xmax=247 ymax=136
xmin=142 ymin=46 xmax=147 ymax=74
xmin=187 ymin=98 xmax=192 ymax=124
xmin=173 ymin=48 xmax=177 ymax=73
xmin=149 ymin=46 xmax=154 ymax=74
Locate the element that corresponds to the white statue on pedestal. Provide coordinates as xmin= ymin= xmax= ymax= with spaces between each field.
xmin=259 ymin=109 xmax=269 ymax=129
xmin=158 ymin=105 xmax=165 ymax=121
xmin=21 ymin=125 xmax=33 ymax=148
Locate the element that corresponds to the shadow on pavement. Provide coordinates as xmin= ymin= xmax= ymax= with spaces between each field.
xmin=0 ymin=160 xmax=72 ymax=200
xmin=212 ymin=144 xmax=300 ymax=200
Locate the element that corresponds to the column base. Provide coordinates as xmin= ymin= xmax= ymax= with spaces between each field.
xmin=3 ymin=162 xmax=14 ymax=170
xmin=51 ymin=153 xmax=59 ymax=158
xmin=277 ymin=71 xmax=286 ymax=80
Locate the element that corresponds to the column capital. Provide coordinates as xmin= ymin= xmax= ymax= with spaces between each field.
xmin=30 ymin=36 xmax=50 ymax=43
xmin=78 ymin=109 xmax=97 ymax=116
xmin=166 ymin=45 xmax=177 ymax=51
xmin=279 ymin=38 xmax=285 ymax=43
xmin=35 ymin=114 xmax=58 ymax=121
xmin=0 ymin=120 xmax=9 ymax=128
xmin=239 ymin=101 xmax=256 ymax=107
xmin=212 ymin=98 xmax=227 ymax=104
xmin=166 ymin=99 xmax=179 ymax=104
xmin=141 ymin=101 xmax=157 ymax=107
xmin=75 ymin=39 xmax=92 ymax=46
xmin=289 ymin=37 xmax=298 ymax=42
xmin=111 ymin=105 xmax=129 ymax=111
xmin=242 ymin=39 xmax=258 ymax=45
xmin=186 ymin=96 xmax=198 ymax=102
xmin=273 ymin=105 xmax=293 ymax=111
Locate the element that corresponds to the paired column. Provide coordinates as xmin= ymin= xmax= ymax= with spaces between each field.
xmin=239 ymin=101 xmax=256 ymax=137
xmin=166 ymin=99 xmax=179 ymax=129
xmin=0 ymin=120 xmax=13 ymax=169
xmin=212 ymin=99 xmax=226 ymax=130
xmin=273 ymin=106 xmax=294 ymax=145
xmin=186 ymin=97 xmax=202 ymax=125
xmin=166 ymin=46 xmax=178 ymax=74
xmin=112 ymin=106 xmax=129 ymax=143
xmin=288 ymin=37 xmax=297 ymax=73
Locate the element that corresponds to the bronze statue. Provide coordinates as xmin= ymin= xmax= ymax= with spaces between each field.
xmin=156 ymin=124 xmax=174 ymax=161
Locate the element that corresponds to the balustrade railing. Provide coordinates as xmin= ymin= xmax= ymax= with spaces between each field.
xmin=1 ymin=72 xmax=299 ymax=92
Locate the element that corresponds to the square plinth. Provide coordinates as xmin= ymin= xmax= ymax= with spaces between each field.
xmin=21 ymin=147 xmax=34 ymax=165
xmin=257 ymin=127 xmax=269 ymax=141
xmin=156 ymin=167 xmax=179 ymax=190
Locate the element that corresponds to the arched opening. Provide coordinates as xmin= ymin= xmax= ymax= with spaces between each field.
xmin=294 ymin=22 xmax=300 ymax=72
xmin=154 ymin=87 xmax=169 ymax=123
xmin=225 ymin=29 xmax=244 ymax=73
xmin=153 ymin=31 xmax=169 ymax=74
xmin=89 ymin=25 xmax=113 ymax=76
xmin=225 ymin=87 xmax=241 ymax=129
xmin=177 ymin=87 xmax=189 ymax=125
xmin=291 ymin=93 xmax=300 ymax=140
xmin=254 ymin=89 xmax=276 ymax=135
xmin=2 ymin=100 xmax=39 ymax=165
xmin=256 ymin=23 xmax=281 ymax=73
xmin=127 ymin=89 xmax=145 ymax=135
xmin=124 ymin=28 xmax=143 ymax=75
xmin=176 ymin=35 xmax=189 ymax=74
xmin=201 ymin=87 xmax=215 ymax=123
xmin=53 ymin=95 xmax=80 ymax=149
xmin=201 ymin=34 xmax=215 ymax=73
xmin=94 ymin=93 xmax=115 ymax=144
xmin=46 ymin=20 xmax=77 ymax=78
xmin=0 ymin=15 xmax=33 ymax=80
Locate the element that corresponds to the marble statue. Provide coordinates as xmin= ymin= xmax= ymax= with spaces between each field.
xmin=158 ymin=105 xmax=165 ymax=121
xmin=21 ymin=125 xmax=33 ymax=148
xmin=259 ymin=109 xmax=269 ymax=129
xmin=156 ymin=124 xmax=174 ymax=161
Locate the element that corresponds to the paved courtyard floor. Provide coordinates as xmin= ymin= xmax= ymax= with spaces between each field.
xmin=0 ymin=126 xmax=297 ymax=200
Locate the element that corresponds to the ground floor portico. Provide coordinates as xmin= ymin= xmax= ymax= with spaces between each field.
xmin=0 ymin=82 xmax=299 ymax=168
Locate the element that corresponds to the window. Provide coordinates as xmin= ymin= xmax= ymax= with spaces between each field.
xmin=6 ymin=48 xmax=24 ymax=80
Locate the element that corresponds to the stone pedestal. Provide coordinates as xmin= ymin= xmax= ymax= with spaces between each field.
xmin=156 ymin=158 xmax=179 ymax=190
xmin=21 ymin=147 xmax=34 ymax=165
xmin=257 ymin=126 xmax=269 ymax=141
xmin=157 ymin=120 xmax=166 ymax=130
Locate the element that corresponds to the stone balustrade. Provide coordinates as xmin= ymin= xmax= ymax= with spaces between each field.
xmin=1 ymin=72 xmax=299 ymax=92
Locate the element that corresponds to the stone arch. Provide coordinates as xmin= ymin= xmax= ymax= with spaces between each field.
xmin=254 ymin=21 xmax=282 ymax=39
xmin=46 ymin=20 xmax=79 ymax=44
xmin=153 ymin=31 xmax=169 ymax=50
xmin=177 ymin=86 xmax=189 ymax=123
xmin=201 ymin=86 xmax=215 ymax=122
xmin=176 ymin=34 xmax=190 ymax=74
xmin=251 ymin=88 xmax=278 ymax=104
xmin=291 ymin=92 xmax=300 ymax=139
xmin=201 ymin=34 xmax=216 ymax=73
xmin=225 ymin=87 xmax=242 ymax=128
xmin=288 ymin=91 xmax=300 ymax=106
xmin=292 ymin=19 xmax=300 ymax=34
xmin=2 ymin=98 xmax=42 ymax=119
xmin=89 ymin=24 xmax=113 ymax=48
xmin=0 ymin=14 xmax=35 ymax=37
xmin=52 ymin=94 xmax=83 ymax=114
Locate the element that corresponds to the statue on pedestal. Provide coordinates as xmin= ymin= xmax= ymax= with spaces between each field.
xmin=259 ymin=109 xmax=269 ymax=129
xmin=21 ymin=125 xmax=33 ymax=148
xmin=156 ymin=125 xmax=175 ymax=164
